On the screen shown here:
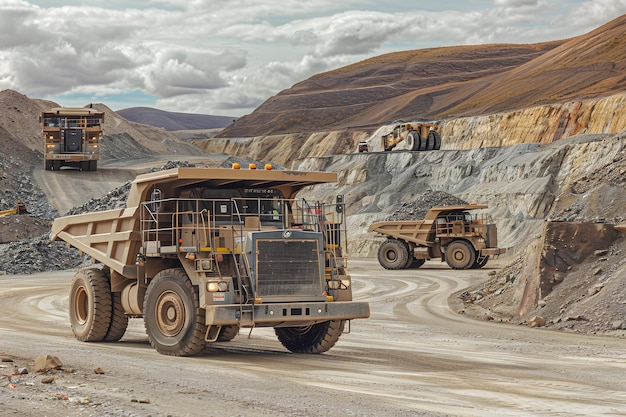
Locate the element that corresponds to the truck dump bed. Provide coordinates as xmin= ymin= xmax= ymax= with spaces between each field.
xmin=51 ymin=167 xmax=337 ymax=278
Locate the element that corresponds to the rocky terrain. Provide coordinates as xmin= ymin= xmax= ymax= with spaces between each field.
xmin=0 ymin=16 xmax=626 ymax=340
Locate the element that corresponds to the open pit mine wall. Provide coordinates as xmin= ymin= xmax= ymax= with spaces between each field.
xmin=196 ymin=94 xmax=626 ymax=258
xmin=293 ymin=135 xmax=625 ymax=257
xmin=442 ymin=92 xmax=626 ymax=149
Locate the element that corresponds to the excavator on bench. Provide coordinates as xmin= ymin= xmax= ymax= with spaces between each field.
xmin=0 ymin=200 xmax=28 ymax=217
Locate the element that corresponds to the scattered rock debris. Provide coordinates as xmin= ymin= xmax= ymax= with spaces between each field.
xmin=0 ymin=161 xmax=196 ymax=275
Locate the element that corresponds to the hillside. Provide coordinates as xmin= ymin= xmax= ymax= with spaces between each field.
xmin=219 ymin=15 xmax=626 ymax=137
xmin=0 ymin=89 xmax=207 ymax=160
xmin=117 ymin=107 xmax=235 ymax=131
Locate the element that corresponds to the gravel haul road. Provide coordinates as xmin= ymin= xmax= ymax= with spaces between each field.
xmin=1 ymin=259 xmax=625 ymax=417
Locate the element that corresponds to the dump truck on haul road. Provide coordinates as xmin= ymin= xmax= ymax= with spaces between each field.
xmin=51 ymin=166 xmax=369 ymax=356
xmin=382 ymin=122 xmax=441 ymax=152
xmin=368 ymin=205 xmax=505 ymax=270
xmin=41 ymin=107 xmax=104 ymax=171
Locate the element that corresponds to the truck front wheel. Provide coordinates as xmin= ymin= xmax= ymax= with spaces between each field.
xmin=377 ymin=239 xmax=410 ymax=270
xmin=144 ymin=268 xmax=205 ymax=356
xmin=406 ymin=131 xmax=421 ymax=151
xmin=69 ymin=268 xmax=113 ymax=342
xmin=275 ymin=320 xmax=344 ymax=354
xmin=445 ymin=240 xmax=476 ymax=269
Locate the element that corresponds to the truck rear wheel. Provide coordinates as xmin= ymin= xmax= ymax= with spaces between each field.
xmin=377 ymin=239 xmax=410 ymax=270
xmin=104 ymin=291 xmax=129 ymax=342
xmin=144 ymin=268 xmax=205 ymax=356
xmin=408 ymin=258 xmax=426 ymax=268
xmin=430 ymin=131 xmax=442 ymax=150
xmin=217 ymin=325 xmax=239 ymax=342
xmin=472 ymin=254 xmax=489 ymax=269
xmin=275 ymin=320 xmax=344 ymax=354
xmin=69 ymin=268 xmax=113 ymax=342
xmin=445 ymin=240 xmax=476 ymax=270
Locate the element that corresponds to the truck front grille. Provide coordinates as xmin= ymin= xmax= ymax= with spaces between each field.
xmin=256 ymin=238 xmax=323 ymax=300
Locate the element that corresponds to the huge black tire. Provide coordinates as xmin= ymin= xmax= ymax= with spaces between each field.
xmin=408 ymin=258 xmax=426 ymax=269
xmin=44 ymin=160 xmax=53 ymax=171
xmin=69 ymin=268 xmax=113 ymax=342
xmin=377 ymin=239 xmax=410 ymax=270
xmin=217 ymin=325 xmax=239 ymax=342
xmin=445 ymin=240 xmax=476 ymax=270
xmin=430 ymin=131 xmax=442 ymax=150
xmin=425 ymin=132 xmax=434 ymax=150
xmin=472 ymin=254 xmax=490 ymax=269
xmin=406 ymin=131 xmax=421 ymax=151
xmin=143 ymin=268 xmax=205 ymax=356
xmin=104 ymin=291 xmax=129 ymax=342
xmin=275 ymin=320 xmax=344 ymax=354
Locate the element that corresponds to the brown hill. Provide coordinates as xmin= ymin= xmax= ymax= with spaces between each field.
xmin=219 ymin=15 xmax=626 ymax=137
xmin=116 ymin=107 xmax=235 ymax=131
xmin=0 ymin=89 xmax=206 ymax=160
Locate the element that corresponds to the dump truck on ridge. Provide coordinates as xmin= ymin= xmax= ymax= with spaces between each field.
xmin=382 ymin=122 xmax=441 ymax=151
xmin=368 ymin=205 xmax=505 ymax=270
xmin=51 ymin=166 xmax=369 ymax=356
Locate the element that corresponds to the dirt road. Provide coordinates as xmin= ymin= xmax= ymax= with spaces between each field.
xmin=1 ymin=259 xmax=625 ymax=416
xmin=32 ymin=166 xmax=137 ymax=215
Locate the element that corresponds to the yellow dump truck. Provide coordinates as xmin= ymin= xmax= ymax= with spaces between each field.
xmin=41 ymin=107 xmax=104 ymax=171
xmin=368 ymin=205 xmax=505 ymax=270
xmin=382 ymin=122 xmax=441 ymax=151
xmin=51 ymin=166 xmax=369 ymax=356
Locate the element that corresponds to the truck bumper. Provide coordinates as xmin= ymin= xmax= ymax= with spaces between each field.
xmin=205 ymin=301 xmax=370 ymax=327
xmin=46 ymin=154 xmax=98 ymax=161
xmin=481 ymin=247 xmax=507 ymax=256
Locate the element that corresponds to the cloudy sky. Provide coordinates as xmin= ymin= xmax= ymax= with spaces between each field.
xmin=1 ymin=0 xmax=625 ymax=116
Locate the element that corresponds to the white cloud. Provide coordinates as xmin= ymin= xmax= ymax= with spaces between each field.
xmin=1 ymin=0 xmax=626 ymax=116
xmin=493 ymin=0 xmax=538 ymax=6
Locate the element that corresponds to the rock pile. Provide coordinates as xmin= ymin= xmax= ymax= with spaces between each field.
xmin=0 ymin=161 xmax=197 ymax=275
xmin=386 ymin=191 xmax=468 ymax=221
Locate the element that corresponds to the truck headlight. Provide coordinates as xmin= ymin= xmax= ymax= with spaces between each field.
xmin=207 ymin=281 xmax=229 ymax=292
xmin=327 ymin=280 xmax=341 ymax=289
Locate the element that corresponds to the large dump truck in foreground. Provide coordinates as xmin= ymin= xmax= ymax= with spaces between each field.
xmin=368 ymin=205 xmax=505 ymax=270
xmin=51 ymin=166 xmax=369 ymax=356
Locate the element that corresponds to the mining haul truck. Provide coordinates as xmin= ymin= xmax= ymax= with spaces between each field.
xmin=51 ymin=166 xmax=369 ymax=356
xmin=368 ymin=205 xmax=505 ymax=270
xmin=41 ymin=107 xmax=104 ymax=171
xmin=382 ymin=122 xmax=441 ymax=151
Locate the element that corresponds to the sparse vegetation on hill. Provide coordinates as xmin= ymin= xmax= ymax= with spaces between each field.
xmin=219 ymin=15 xmax=626 ymax=137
